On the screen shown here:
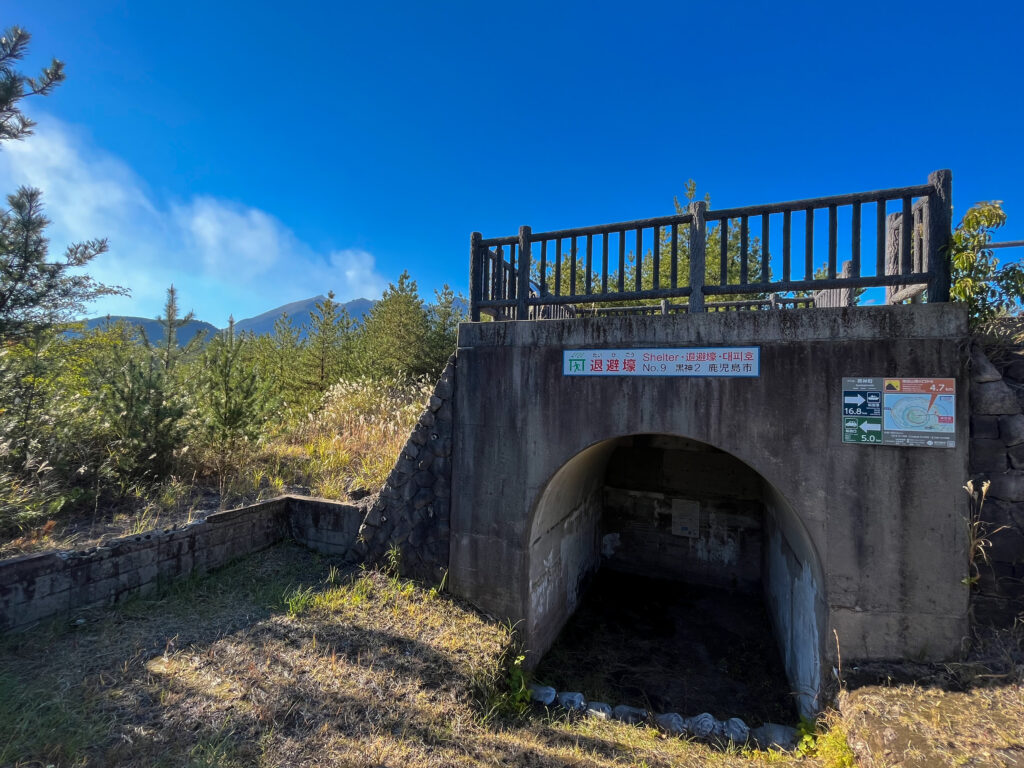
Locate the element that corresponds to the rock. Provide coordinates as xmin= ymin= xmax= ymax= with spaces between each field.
xmin=685 ymin=712 xmax=719 ymax=739
xmin=612 ymin=705 xmax=647 ymax=724
xmin=528 ymin=684 xmax=555 ymax=706
xmin=751 ymin=723 xmax=799 ymax=750
xmin=655 ymin=712 xmax=685 ymax=735
xmin=412 ymin=488 xmax=433 ymax=510
xmin=556 ymin=691 xmax=585 ymax=711
xmin=1000 ymin=414 xmax=1024 ymax=447
xmin=988 ymin=470 xmax=1024 ymax=502
xmin=971 ymin=345 xmax=1004 ymax=383
xmin=973 ymin=380 xmax=1020 ymax=415
xmin=971 ymin=415 xmax=1001 ymax=440
xmin=1009 ymin=443 xmax=1024 ymax=470
xmin=417 ymin=453 xmax=434 ymax=471
xmin=414 ymin=471 xmax=434 ymax=488
xmin=971 ymin=438 xmax=1008 ymax=473
xmin=1005 ymin=359 xmax=1024 ymax=382
xmin=723 ymin=717 xmax=750 ymax=743
xmin=585 ymin=701 xmax=612 ymax=720
xmin=434 ymin=378 xmax=453 ymax=400
xmin=410 ymin=429 xmax=426 ymax=446
xmin=428 ymin=394 xmax=443 ymax=412
xmin=419 ymin=411 xmax=436 ymax=428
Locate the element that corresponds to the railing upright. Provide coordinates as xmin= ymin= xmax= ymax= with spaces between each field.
xmin=469 ymin=170 xmax=953 ymax=321
xmin=517 ymin=226 xmax=531 ymax=320
xmin=469 ymin=231 xmax=482 ymax=322
xmin=927 ymin=169 xmax=953 ymax=302
xmin=688 ymin=200 xmax=707 ymax=313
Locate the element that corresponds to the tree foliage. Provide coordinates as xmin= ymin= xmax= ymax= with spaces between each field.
xmin=0 ymin=26 xmax=65 ymax=144
xmin=301 ymin=291 xmax=353 ymax=394
xmin=534 ymin=180 xmax=768 ymax=306
xmin=356 ymin=271 xmax=431 ymax=378
xmin=950 ymin=201 xmax=1024 ymax=324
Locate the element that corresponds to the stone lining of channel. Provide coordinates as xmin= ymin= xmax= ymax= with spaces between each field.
xmin=527 ymin=683 xmax=798 ymax=751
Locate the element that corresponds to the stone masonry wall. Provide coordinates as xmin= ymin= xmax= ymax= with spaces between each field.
xmin=345 ymin=357 xmax=455 ymax=583
xmin=969 ymin=342 xmax=1024 ymax=624
xmin=1 ymin=496 xmax=364 ymax=632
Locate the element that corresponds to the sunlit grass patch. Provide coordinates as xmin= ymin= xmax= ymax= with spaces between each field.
xmin=0 ymin=542 xmax=850 ymax=767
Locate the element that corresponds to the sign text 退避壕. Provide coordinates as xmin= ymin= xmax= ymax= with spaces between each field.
xmin=563 ymin=347 xmax=760 ymax=377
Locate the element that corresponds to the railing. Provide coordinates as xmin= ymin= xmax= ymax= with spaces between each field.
xmin=469 ymin=170 xmax=952 ymax=321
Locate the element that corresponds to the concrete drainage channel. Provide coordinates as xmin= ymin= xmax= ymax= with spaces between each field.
xmin=526 ymin=683 xmax=798 ymax=750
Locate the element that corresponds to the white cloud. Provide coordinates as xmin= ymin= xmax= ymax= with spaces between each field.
xmin=0 ymin=115 xmax=385 ymax=325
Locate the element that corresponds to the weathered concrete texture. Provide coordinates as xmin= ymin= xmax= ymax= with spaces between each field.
xmin=346 ymin=357 xmax=455 ymax=582
xmin=602 ymin=438 xmax=765 ymax=592
xmin=0 ymin=496 xmax=363 ymax=632
xmin=762 ymin=483 xmax=827 ymax=719
xmin=450 ymin=304 xmax=971 ymax=716
xmin=967 ymin=344 xmax=1024 ymax=624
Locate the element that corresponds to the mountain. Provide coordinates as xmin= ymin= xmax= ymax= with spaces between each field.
xmin=78 ymin=293 xmax=463 ymax=346
xmin=80 ymin=316 xmax=217 ymax=346
xmin=233 ymin=296 xmax=375 ymax=338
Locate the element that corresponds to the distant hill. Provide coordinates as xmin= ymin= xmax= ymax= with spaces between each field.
xmin=233 ymin=296 xmax=375 ymax=338
xmin=80 ymin=297 xmax=379 ymax=346
xmin=80 ymin=316 xmax=217 ymax=346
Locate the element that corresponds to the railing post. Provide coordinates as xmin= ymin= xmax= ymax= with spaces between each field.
xmin=517 ymin=226 xmax=531 ymax=321
xmin=469 ymin=231 xmax=482 ymax=322
xmin=926 ymin=169 xmax=953 ymax=302
xmin=688 ymin=201 xmax=707 ymax=313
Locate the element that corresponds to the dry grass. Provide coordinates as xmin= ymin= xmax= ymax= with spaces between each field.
xmin=837 ymin=622 xmax=1024 ymax=767
xmin=258 ymin=376 xmax=433 ymax=500
xmin=0 ymin=543 xmax=837 ymax=767
xmin=0 ymin=377 xmax=431 ymax=561
xmin=840 ymin=684 xmax=1024 ymax=767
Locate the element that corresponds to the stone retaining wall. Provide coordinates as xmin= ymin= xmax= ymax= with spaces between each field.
xmin=346 ymin=356 xmax=455 ymax=582
xmin=969 ymin=343 xmax=1024 ymax=624
xmin=0 ymin=496 xmax=363 ymax=632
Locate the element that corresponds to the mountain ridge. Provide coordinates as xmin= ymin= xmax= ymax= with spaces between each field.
xmin=82 ymin=296 xmax=376 ymax=343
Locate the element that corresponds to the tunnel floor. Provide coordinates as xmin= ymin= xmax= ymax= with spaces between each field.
xmin=533 ymin=571 xmax=798 ymax=725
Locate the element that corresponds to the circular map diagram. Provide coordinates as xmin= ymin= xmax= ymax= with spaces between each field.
xmin=884 ymin=394 xmax=955 ymax=433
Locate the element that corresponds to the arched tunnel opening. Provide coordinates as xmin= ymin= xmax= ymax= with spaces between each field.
xmin=526 ymin=434 xmax=827 ymax=722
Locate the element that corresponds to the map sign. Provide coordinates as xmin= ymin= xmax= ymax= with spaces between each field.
xmin=842 ymin=377 xmax=956 ymax=448
xmin=563 ymin=347 xmax=760 ymax=377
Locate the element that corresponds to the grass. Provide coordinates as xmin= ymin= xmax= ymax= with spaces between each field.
xmin=0 ymin=543 xmax=848 ymax=767
xmin=0 ymin=376 xmax=432 ymax=561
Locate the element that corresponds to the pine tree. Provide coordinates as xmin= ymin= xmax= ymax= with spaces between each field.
xmin=0 ymin=26 xmax=65 ymax=144
xmin=301 ymin=291 xmax=353 ymax=394
xmin=0 ymin=187 xmax=123 ymax=342
xmin=0 ymin=29 xmax=121 ymax=342
xmin=425 ymin=284 xmax=465 ymax=376
xmin=199 ymin=318 xmax=264 ymax=500
xmin=97 ymin=287 xmax=202 ymax=484
xmin=355 ymin=271 xmax=430 ymax=379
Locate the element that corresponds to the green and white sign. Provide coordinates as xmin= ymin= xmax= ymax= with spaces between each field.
xmin=842 ymin=377 xmax=956 ymax=448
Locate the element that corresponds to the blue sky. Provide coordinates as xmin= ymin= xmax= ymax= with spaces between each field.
xmin=3 ymin=0 xmax=1022 ymax=325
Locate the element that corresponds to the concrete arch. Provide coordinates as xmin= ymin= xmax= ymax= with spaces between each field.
xmin=449 ymin=306 xmax=969 ymax=725
xmin=524 ymin=432 xmax=828 ymax=717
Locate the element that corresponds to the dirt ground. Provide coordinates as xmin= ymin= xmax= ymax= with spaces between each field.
xmin=534 ymin=570 xmax=798 ymax=725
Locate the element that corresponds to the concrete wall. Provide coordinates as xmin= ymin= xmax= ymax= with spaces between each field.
xmin=1 ymin=496 xmax=363 ymax=632
xmin=450 ymin=304 xmax=971 ymax=713
xmin=527 ymin=441 xmax=615 ymax=656
xmin=602 ymin=436 xmax=764 ymax=591
xmin=762 ymin=482 xmax=827 ymax=719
